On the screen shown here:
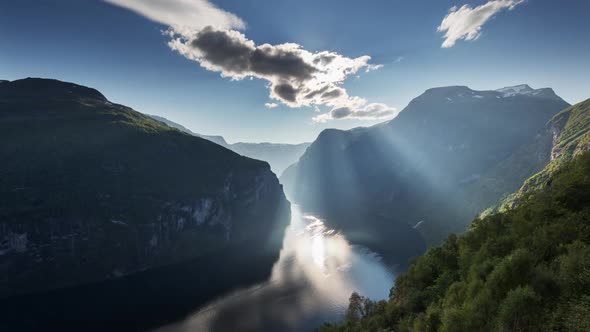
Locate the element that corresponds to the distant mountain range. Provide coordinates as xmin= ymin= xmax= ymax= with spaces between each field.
xmin=0 ymin=78 xmax=290 ymax=297
xmin=148 ymin=115 xmax=310 ymax=176
xmin=281 ymin=84 xmax=570 ymax=263
xmin=147 ymin=115 xmax=229 ymax=147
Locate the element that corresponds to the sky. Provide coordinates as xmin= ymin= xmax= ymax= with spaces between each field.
xmin=1 ymin=0 xmax=589 ymax=143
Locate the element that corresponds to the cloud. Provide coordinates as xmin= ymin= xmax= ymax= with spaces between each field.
xmin=437 ymin=0 xmax=524 ymax=48
xmin=169 ymin=27 xmax=393 ymax=121
xmin=265 ymin=102 xmax=279 ymax=109
xmin=104 ymin=0 xmax=245 ymax=32
xmin=365 ymin=64 xmax=384 ymax=72
xmin=312 ymin=103 xmax=397 ymax=123
xmin=106 ymin=0 xmax=395 ymax=122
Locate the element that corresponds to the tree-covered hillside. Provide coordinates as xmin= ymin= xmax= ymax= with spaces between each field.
xmin=317 ymin=150 xmax=590 ymax=332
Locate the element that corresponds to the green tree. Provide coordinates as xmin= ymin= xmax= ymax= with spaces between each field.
xmin=495 ymin=286 xmax=542 ymax=332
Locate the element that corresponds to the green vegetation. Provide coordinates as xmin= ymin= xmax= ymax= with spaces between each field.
xmin=491 ymin=99 xmax=590 ymax=214
xmin=318 ymin=152 xmax=590 ymax=331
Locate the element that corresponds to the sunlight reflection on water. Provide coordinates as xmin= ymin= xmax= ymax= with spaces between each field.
xmin=153 ymin=205 xmax=395 ymax=332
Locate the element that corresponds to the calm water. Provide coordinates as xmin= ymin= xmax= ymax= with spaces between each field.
xmin=154 ymin=205 xmax=395 ymax=332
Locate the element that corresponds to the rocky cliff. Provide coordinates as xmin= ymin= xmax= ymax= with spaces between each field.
xmin=488 ymin=98 xmax=590 ymax=212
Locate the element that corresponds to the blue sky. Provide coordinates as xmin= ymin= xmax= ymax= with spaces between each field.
xmin=1 ymin=0 xmax=589 ymax=143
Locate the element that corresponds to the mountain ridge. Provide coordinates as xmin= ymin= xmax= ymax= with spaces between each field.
xmin=147 ymin=114 xmax=311 ymax=175
xmin=0 ymin=77 xmax=107 ymax=102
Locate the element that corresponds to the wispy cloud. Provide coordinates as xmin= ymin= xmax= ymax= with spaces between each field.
xmin=312 ymin=103 xmax=397 ymax=123
xmin=105 ymin=0 xmax=244 ymax=32
xmin=437 ymin=0 xmax=524 ymax=48
xmin=365 ymin=64 xmax=384 ymax=72
xmin=105 ymin=0 xmax=395 ymax=122
xmin=265 ymin=102 xmax=279 ymax=109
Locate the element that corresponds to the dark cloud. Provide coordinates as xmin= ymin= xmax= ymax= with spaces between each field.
xmin=303 ymin=85 xmax=330 ymax=99
xmin=273 ymin=83 xmax=299 ymax=103
xmin=313 ymin=54 xmax=336 ymax=65
xmin=250 ymin=46 xmax=317 ymax=81
xmin=168 ymin=26 xmax=392 ymax=121
xmin=331 ymin=107 xmax=352 ymax=119
xmin=321 ymin=89 xmax=343 ymax=99
xmin=189 ymin=27 xmax=316 ymax=81
xmin=190 ymin=27 xmax=252 ymax=74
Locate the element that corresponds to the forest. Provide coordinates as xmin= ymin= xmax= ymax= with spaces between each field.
xmin=318 ymin=152 xmax=590 ymax=331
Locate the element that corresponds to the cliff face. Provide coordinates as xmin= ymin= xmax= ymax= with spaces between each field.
xmin=0 ymin=78 xmax=290 ymax=297
xmin=490 ymin=98 xmax=590 ymax=211
xmin=549 ymin=111 xmax=571 ymax=160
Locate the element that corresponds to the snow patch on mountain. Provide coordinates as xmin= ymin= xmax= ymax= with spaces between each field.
xmin=496 ymin=84 xmax=536 ymax=97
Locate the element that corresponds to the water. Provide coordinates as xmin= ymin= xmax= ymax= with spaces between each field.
xmin=0 ymin=206 xmax=394 ymax=332
xmin=154 ymin=205 xmax=395 ymax=332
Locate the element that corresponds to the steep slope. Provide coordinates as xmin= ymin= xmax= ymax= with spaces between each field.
xmin=0 ymin=78 xmax=290 ymax=297
xmin=282 ymin=85 xmax=569 ymax=249
xmin=487 ymin=98 xmax=590 ymax=213
xmin=148 ymin=114 xmax=310 ymax=175
xmin=460 ymin=132 xmax=553 ymax=218
xmin=319 ymin=151 xmax=590 ymax=332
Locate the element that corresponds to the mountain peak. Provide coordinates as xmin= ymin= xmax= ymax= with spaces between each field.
xmin=413 ymin=84 xmax=564 ymax=104
xmin=496 ymin=84 xmax=533 ymax=95
xmin=495 ymin=84 xmax=560 ymax=100
xmin=0 ymin=77 xmax=107 ymax=102
xmin=413 ymin=86 xmax=476 ymax=103
xmin=424 ymin=85 xmax=472 ymax=95
xmin=498 ymin=83 xmax=533 ymax=90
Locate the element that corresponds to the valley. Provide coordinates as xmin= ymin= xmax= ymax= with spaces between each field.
xmin=2 ymin=77 xmax=589 ymax=332
xmin=2 ymin=1 xmax=590 ymax=331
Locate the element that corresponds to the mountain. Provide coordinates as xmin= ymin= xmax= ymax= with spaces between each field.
xmin=281 ymin=85 xmax=570 ymax=253
xmin=148 ymin=114 xmax=310 ymax=175
xmin=319 ymin=151 xmax=590 ymax=332
xmin=148 ymin=114 xmax=229 ymax=147
xmin=318 ymin=98 xmax=590 ymax=332
xmin=0 ymin=78 xmax=290 ymax=297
